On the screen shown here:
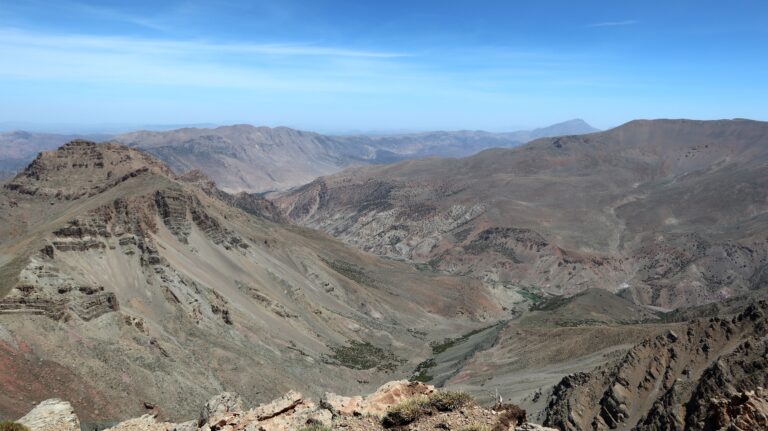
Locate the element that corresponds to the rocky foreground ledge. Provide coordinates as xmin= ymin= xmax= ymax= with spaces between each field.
xmin=10 ymin=381 xmax=556 ymax=431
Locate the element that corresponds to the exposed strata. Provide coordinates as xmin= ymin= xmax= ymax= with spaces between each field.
xmin=0 ymin=181 xmax=248 ymax=324
xmin=1 ymin=258 xmax=118 ymax=321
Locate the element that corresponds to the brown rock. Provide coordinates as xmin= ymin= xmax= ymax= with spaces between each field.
xmin=704 ymin=388 xmax=768 ymax=431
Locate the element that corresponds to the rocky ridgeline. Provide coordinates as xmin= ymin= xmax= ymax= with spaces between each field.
xmin=543 ymin=300 xmax=768 ymax=430
xmin=177 ymin=169 xmax=286 ymax=223
xmin=9 ymin=381 xmax=557 ymax=431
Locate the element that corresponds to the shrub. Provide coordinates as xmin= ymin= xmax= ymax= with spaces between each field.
xmin=411 ymin=358 xmax=436 ymax=383
xmin=0 ymin=422 xmax=30 ymax=431
xmin=429 ymin=391 xmax=473 ymax=412
xmin=382 ymin=395 xmax=431 ymax=427
xmin=382 ymin=391 xmax=474 ymax=427
xmin=322 ymin=341 xmax=404 ymax=371
xmin=296 ymin=424 xmax=332 ymax=431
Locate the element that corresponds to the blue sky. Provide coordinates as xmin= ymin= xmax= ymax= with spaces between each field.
xmin=0 ymin=1 xmax=766 ymax=133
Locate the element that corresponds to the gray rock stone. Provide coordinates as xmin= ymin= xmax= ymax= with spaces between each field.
xmin=17 ymin=399 xmax=81 ymax=431
xmin=198 ymin=392 xmax=244 ymax=426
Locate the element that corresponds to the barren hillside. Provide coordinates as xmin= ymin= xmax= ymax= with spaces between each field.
xmin=276 ymin=119 xmax=768 ymax=310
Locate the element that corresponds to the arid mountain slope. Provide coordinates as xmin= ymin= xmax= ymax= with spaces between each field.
xmin=276 ymin=119 xmax=768 ymax=309
xmin=330 ymin=119 xmax=598 ymax=161
xmin=111 ymin=120 xmax=596 ymax=193
xmin=113 ymin=125 xmax=366 ymax=193
xmin=0 ymin=141 xmax=499 ymax=424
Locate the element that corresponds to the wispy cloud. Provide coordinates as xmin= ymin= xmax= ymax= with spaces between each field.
xmin=0 ymin=27 xmax=616 ymax=94
xmin=587 ymin=20 xmax=638 ymax=28
xmin=72 ymin=2 xmax=170 ymax=32
xmin=0 ymin=28 xmax=407 ymax=59
xmin=0 ymin=28 xmax=417 ymax=95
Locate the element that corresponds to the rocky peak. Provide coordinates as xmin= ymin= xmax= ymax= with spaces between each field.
xmin=4 ymin=140 xmax=174 ymax=200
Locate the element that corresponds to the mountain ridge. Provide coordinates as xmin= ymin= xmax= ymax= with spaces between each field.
xmin=275 ymin=118 xmax=768 ymax=310
xmin=1 ymin=120 xmax=599 ymax=192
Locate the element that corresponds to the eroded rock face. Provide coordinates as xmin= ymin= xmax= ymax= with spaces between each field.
xmin=544 ymin=300 xmax=768 ymax=431
xmin=17 ymin=399 xmax=81 ymax=431
xmin=0 ymin=258 xmax=119 ymax=321
xmin=0 ymin=178 xmax=247 ymax=325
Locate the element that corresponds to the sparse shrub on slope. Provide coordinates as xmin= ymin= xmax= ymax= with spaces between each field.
xmin=0 ymin=422 xmax=30 ymax=431
xmin=381 ymin=391 xmax=474 ymax=427
xmin=297 ymin=423 xmax=332 ymax=431
xmin=429 ymin=391 xmax=473 ymax=412
xmin=381 ymin=395 xmax=431 ymax=427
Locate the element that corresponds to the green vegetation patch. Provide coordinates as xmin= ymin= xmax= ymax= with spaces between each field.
xmin=322 ymin=340 xmax=404 ymax=371
xmin=430 ymin=324 xmax=498 ymax=355
xmin=296 ymin=424 xmax=332 ymax=431
xmin=411 ymin=358 xmax=436 ymax=382
xmin=321 ymin=258 xmax=378 ymax=287
xmin=518 ymin=288 xmax=544 ymax=304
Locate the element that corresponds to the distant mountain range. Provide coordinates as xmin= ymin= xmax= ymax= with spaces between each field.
xmin=0 ymin=120 xmax=598 ymax=190
xmin=276 ymin=119 xmax=768 ymax=310
xmin=114 ymin=119 xmax=597 ymax=192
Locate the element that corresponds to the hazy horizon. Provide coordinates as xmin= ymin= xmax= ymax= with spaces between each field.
xmin=0 ymin=117 xmax=603 ymax=135
xmin=1 ymin=1 xmax=767 ymax=132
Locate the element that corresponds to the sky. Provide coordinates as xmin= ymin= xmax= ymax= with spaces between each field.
xmin=0 ymin=0 xmax=767 ymax=133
